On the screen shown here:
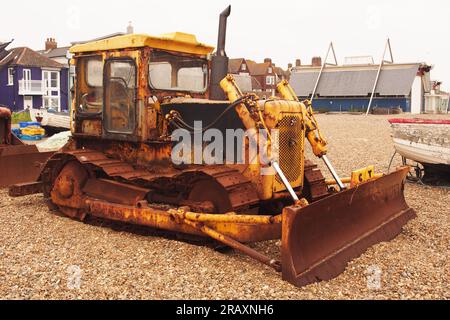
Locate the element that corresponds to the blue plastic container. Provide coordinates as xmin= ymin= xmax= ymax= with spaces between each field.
xmin=19 ymin=122 xmax=41 ymax=128
xmin=19 ymin=134 xmax=45 ymax=141
xmin=11 ymin=128 xmax=21 ymax=136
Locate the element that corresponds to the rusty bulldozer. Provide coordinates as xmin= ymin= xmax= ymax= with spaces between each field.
xmin=3 ymin=6 xmax=416 ymax=287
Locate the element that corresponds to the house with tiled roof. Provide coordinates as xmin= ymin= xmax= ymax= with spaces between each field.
xmin=228 ymin=58 xmax=282 ymax=96
xmin=228 ymin=58 xmax=250 ymax=75
xmin=246 ymin=59 xmax=277 ymax=95
xmin=37 ymin=38 xmax=77 ymax=109
xmin=37 ymin=39 xmax=72 ymax=66
xmin=274 ymin=66 xmax=290 ymax=82
xmin=0 ymin=41 xmax=68 ymax=112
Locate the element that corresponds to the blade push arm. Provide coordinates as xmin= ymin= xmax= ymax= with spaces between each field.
xmin=220 ymin=75 xmax=258 ymax=131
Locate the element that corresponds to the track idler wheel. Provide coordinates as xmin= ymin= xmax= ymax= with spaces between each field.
xmin=188 ymin=179 xmax=233 ymax=214
xmin=50 ymin=161 xmax=89 ymax=221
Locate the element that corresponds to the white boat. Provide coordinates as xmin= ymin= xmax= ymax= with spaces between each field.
xmin=29 ymin=108 xmax=71 ymax=131
xmin=389 ymin=119 xmax=450 ymax=166
xmin=389 ymin=118 xmax=450 ymax=184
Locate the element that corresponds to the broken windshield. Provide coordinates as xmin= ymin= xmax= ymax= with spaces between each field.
xmin=148 ymin=51 xmax=208 ymax=93
xmin=77 ymin=56 xmax=103 ymax=114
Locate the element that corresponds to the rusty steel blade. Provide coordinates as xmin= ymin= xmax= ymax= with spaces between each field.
xmin=0 ymin=145 xmax=53 ymax=187
xmin=281 ymin=167 xmax=416 ymax=287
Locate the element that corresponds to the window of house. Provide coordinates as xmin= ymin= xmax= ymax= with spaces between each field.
xmin=43 ymin=70 xmax=60 ymax=110
xmin=268 ymin=67 xmax=273 ymax=74
xmin=266 ymin=76 xmax=275 ymax=85
xmin=24 ymin=96 xmax=33 ymax=109
xmin=7 ymin=68 xmax=14 ymax=85
xmin=22 ymin=69 xmax=32 ymax=94
xmin=149 ymin=51 xmax=208 ymax=93
xmin=241 ymin=64 xmax=247 ymax=71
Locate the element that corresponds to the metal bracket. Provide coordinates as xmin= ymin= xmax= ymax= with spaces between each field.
xmin=322 ymin=155 xmax=346 ymax=191
xmin=272 ymin=161 xmax=300 ymax=202
xmin=365 ymin=39 xmax=395 ymax=116
xmin=310 ymin=42 xmax=338 ymax=104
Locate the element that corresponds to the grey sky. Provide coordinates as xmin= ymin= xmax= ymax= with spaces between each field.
xmin=2 ymin=0 xmax=449 ymax=88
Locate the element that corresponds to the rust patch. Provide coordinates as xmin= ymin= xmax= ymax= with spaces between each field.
xmin=83 ymin=178 xmax=149 ymax=206
xmin=50 ymin=160 xmax=90 ymax=220
xmin=81 ymin=120 xmax=102 ymax=136
xmin=9 ymin=181 xmax=43 ymax=197
xmin=0 ymin=145 xmax=54 ymax=187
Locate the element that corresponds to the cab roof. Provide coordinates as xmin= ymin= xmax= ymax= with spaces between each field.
xmin=70 ymin=32 xmax=215 ymax=56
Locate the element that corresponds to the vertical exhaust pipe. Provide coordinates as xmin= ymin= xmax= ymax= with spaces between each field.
xmin=210 ymin=5 xmax=231 ymax=100
xmin=216 ymin=5 xmax=231 ymax=57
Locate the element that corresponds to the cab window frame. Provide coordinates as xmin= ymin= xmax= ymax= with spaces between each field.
xmin=148 ymin=50 xmax=208 ymax=94
xmin=102 ymin=56 xmax=138 ymax=135
xmin=75 ymin=54 xmax=104 ymax=116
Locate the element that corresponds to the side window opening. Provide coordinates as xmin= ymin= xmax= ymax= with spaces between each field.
xmin=104 ymin=59 xmax=136 ymax=134
xmin=77 ymin=56 xmax=103 ymax=114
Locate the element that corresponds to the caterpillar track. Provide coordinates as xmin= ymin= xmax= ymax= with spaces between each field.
xmin=40 ymin=149 xmax=329 ymax=220
xmin=42 ymin=149 xmax=260 ymax=216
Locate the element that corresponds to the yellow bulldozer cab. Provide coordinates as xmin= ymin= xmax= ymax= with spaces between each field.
xmin=70 ymin=31 xmax=215 ymax=144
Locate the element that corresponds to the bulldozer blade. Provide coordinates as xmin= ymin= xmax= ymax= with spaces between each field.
xmin=281 ymin=167 xmax=416 ymax=287
xmin=0 ymin=145 xmax=53 ymax=188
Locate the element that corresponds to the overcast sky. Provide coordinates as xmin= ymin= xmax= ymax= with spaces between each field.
xmin=2 ymin=0 xmax=449 ymax=88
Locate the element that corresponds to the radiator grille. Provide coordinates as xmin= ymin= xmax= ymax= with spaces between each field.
xmin=274 ymin=114 xmax=304 ymax=192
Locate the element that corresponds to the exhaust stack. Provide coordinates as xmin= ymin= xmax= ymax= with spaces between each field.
xmin=210 ymin=5 xmax=231 ymax=100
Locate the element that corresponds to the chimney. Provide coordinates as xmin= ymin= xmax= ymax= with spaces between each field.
xmin=295 ymin=59 xmax=301 ymax=67
xmin=264 ymin=58 xmax=272 ymax=64
xmin=288 ymin=63 xmax=293 ymax=69
xmin=127 ymin=21 xmax=134 ymax=34
xmin=312 ymin=56 xmax=322 ymax=67
xmin=45 ymin=38 xmax=57 ymax=51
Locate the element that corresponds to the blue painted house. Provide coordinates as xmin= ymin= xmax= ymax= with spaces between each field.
xmin=0 ymin=43 xmax=68 ymax=112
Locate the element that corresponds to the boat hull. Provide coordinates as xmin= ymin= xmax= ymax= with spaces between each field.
xmin=389 ymin=119 xmax=450 ymax=166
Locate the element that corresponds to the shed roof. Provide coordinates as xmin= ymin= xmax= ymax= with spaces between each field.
xmin=290 ymin=63 xmax=422 ymax=97
xmin=70 ymin=32 xmax=215 ymax=56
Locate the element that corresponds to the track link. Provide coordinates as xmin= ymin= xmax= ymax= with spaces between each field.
xmin=48 ymin=149 xmax=260 ymax=213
